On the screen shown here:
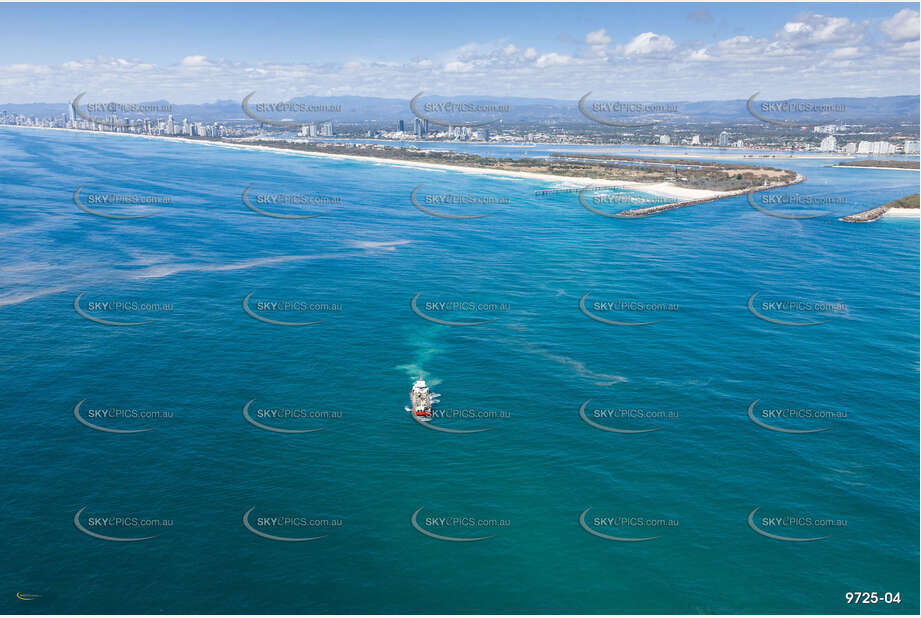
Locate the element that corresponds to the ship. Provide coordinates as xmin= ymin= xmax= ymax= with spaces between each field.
xmin=405 ymin=377 xmax=439 ymax=422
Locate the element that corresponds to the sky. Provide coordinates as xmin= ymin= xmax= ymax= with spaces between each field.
xmin=0 ymin=2 xmax=918 ymax=103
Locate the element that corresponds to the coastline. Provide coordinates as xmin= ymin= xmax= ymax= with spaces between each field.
xmin=885 ymin=208 xmax=921 ymax=216
xmin=839 ymin=206 xmax=921 ymax=222
xmin=617 ymin=173 xmax=807 ymax=217
xmin=830 ymin=164 xmax=920 ymax=172
xmin=0 ymin=125 xmax=758 ymax=204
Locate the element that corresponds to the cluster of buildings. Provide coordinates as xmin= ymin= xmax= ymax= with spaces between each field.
xmin=65 ymin=103 xmax=227 ymax=137
xmin=812 ymin=124 xmax=857 ymax=134
xmin=0 ymin=104 xmax=251 ymax=138
xmin=655 ymin=128 xmax=919 ymax=155
xmin=296 ymin=121 xmax=335 ymax=137
xmin=818 ymin=136 xmax=921 ymax=155
xmin=811 ymin=122 xmax=920 ymax=154
xmin=378 ymin=117 xmax=492 ymax=141
xmin=656 ymin=131 xmax=743 ymax=148
xmin=2 ymin=104 xmax=919 ymax=155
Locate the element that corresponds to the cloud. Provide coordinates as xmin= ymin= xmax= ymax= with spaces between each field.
xmin=443 ymin=60 xmax=473 ymax=73
xmin=687 ymin=10 xmax=714 ymax=24
xmin=585 ymin=28 xmax=612 ymax=58
xmin=828 ymin=46 xmax=862 ymax=60
xmin=0 ymin=9 xmax=916 ymax=103
xmin=687 ymin=48 xmax=713 ymax=62
xmin=622 ymin=32 xmax=677 ymax=56
xmin=879 ymin=8 xmax=920 ymax=42
xmin=585 ymin=28 xmax=612 ymax=46
xmin=777 ymin=13 xmax=865 ymax=48
xmin=534 ymin=52 xmax=572 ymax=68
xmin=179 ymin=55 xmax=211 ymax=67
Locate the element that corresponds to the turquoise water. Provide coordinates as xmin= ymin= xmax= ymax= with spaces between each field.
xmin=0 ymin=127 xmax=918 ymax=614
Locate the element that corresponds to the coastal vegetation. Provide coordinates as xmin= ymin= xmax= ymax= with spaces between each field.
xmin=214 ymin=137 xmax=799 ymax=193
xmin=836 ymin=159 xmax=920 ymax=169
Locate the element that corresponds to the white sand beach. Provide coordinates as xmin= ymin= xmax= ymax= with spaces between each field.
xmin=883 ymin=208 xmax=921 ymax=217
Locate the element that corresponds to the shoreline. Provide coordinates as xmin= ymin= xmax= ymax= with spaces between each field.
xmin=885 ymin=208 xmax=921 ymax=216
xmin=617 ymin=173 xmax=807 ymax=217
xmin=840 ymin=206 xmax=920 ymax=223
xmin=0 ymin=125 xmax=770 ymax=204
xmin=830 ymin=164 xmax=920 ymax=172
xmin=839 ymin=206 xmax=921 ymax=222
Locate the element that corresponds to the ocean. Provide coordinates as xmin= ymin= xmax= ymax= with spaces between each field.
xmin=0 ymin=127 xmax=918 ymax=614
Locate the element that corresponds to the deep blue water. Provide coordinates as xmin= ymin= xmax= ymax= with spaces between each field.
xmin=1 ymin=127 xmax=918 ymax=614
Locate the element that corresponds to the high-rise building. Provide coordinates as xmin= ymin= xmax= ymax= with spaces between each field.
xmin=819 ymin=135 xmax=837 ymax=152
xmin=690 ymin=135 xmax=700 ymax=145
xmin=844 ymin=142 xmax=857 ymax=154
xmin=659 ymin=134 xmax=670 ymax=145
xmin=858 ymin=140 xmax=892 ymax=154
xmin=719 ymin=131 xmax=729 ymax=147
xmin=398 ymin=119 xmax=405 ymax=132
xmin=413 ymin=117 xmax=428 ymax=138
xmin=904 ymin=140 xmax=920 ymax=154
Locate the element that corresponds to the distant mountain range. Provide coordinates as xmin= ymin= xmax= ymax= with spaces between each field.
xmin=3 ymin=94 xmax=918 ymax=125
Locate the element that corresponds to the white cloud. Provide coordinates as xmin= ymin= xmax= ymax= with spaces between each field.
xmin=179 ymin=55 xmax=211 ymax=67
xmin=0 ymin=11 xmax=916 ymax=103
xmin=777 ymin=13 xmax=865 ymax=48
xmin=687 ymin=48 xmax=713 ymax=62
xmin=443 ymin=60 xmax=473 ymax=73
xmin=828 ymin=46 xmax=862 ymax=59
xmin=585 ymin=28 xmax=612 ymax=47
xmin=535 ymin=53 xmax=572 ymax=68
xmin=623 ymin=32 xmax=677 ymax=56
xmin=879 ymin=9 xmax=920 ymax=42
